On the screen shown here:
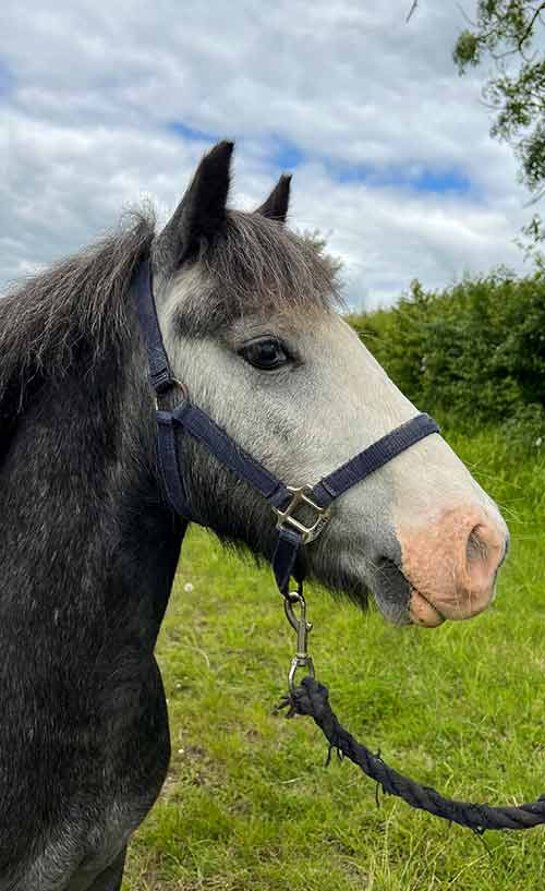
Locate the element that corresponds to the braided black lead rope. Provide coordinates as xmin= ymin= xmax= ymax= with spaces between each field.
xmin=278 ymin=676 xmax=545 ymax=832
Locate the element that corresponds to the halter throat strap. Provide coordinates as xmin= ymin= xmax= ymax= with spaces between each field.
xmin=132 ymin=259 xmax=440 ymax=596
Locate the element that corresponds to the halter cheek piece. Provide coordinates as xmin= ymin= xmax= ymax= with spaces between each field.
xmin=132 ymin=259 xmax=439 ymax=598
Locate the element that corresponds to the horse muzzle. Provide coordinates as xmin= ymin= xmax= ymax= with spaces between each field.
xmin=398 ymin=506 xmax=509 ymax=627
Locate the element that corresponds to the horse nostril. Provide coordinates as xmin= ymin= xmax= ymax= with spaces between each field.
xmin=465 ymin=522 xmax=503 ymax=588
xmin=466 ymin=524 xmax=489 ymax=567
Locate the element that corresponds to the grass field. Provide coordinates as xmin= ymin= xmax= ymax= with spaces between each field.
xmin=122 ymin=430 xmax=545 ymax=891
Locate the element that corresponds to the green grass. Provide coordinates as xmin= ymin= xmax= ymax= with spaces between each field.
xmin=123 ymin=431 xmax=545 ymax=890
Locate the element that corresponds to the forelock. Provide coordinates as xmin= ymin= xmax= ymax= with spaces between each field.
xmin=171 ymin=210 xmax=341 ymax=336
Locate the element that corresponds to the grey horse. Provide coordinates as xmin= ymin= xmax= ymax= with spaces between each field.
xmin=0 ymin=141 xmax=508 ymax=890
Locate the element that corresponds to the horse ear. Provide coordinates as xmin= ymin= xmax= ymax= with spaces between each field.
xmin=255 ymin=174 xmax=291 ymax=222
xmin=156 ymin=140 xmax=234 ymax=269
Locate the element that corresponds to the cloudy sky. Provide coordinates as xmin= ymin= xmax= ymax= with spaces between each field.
xmin=0 ymin=0 xmax=533 ymax=309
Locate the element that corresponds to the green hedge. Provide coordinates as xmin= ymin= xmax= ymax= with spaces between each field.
xmin=348 ymin=272 xmax=545 ymax=437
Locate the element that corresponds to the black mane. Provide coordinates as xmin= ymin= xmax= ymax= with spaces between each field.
xmin=0 ymin=213 xmax=155 ymax=463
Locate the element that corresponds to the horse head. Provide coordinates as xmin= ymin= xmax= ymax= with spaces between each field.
xmin=149 ymin=141 xmax=509 ymax=628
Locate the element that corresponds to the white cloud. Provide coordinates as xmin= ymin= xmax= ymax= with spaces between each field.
xmin=0 ymin=0 xmax=533 ymax=306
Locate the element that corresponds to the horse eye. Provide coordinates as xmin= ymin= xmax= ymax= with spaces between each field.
xmin=239 ymin=338 xmax=290 ymax=371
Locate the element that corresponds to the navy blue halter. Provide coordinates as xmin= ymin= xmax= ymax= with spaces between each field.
xmin=132 ymin=259 xmax=440 ymax=597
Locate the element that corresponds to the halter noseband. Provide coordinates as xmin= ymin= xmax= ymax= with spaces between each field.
xmin=132 ymin=259 xmax=439 ymax=598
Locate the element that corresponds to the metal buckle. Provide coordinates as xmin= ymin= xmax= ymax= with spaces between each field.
xmin=154 ymin=378 xmax=188 ymax=411
xmin=273 ymin=485 xmax=330 ymax=544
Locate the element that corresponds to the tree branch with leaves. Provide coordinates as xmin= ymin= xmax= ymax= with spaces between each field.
xmin=454 ymin=1 xmax=545 ymax=195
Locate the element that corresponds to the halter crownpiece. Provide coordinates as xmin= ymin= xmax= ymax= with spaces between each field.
xmin=131 ymin=258 xmax=440 ymax=597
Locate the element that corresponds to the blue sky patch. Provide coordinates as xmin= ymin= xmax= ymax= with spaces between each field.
xmin=328 ymin=160 xmax=472 ymax=196
xmin=0 ymin=59 xmax=14 ymax=99
xmin=167 ymin=121 xmax=219 ymax=143
xmin=269 ymin=137 xmax=305 ymax=171
xmin=411 ymin=169 xmax=471 ymax=194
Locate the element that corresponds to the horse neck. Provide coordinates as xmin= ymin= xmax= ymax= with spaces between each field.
xmin=0 ymin=332 xmax=185 ymax=662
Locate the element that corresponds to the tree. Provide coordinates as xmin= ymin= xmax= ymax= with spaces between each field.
xmin=454 ymin=2 xmax=545 ymax=196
